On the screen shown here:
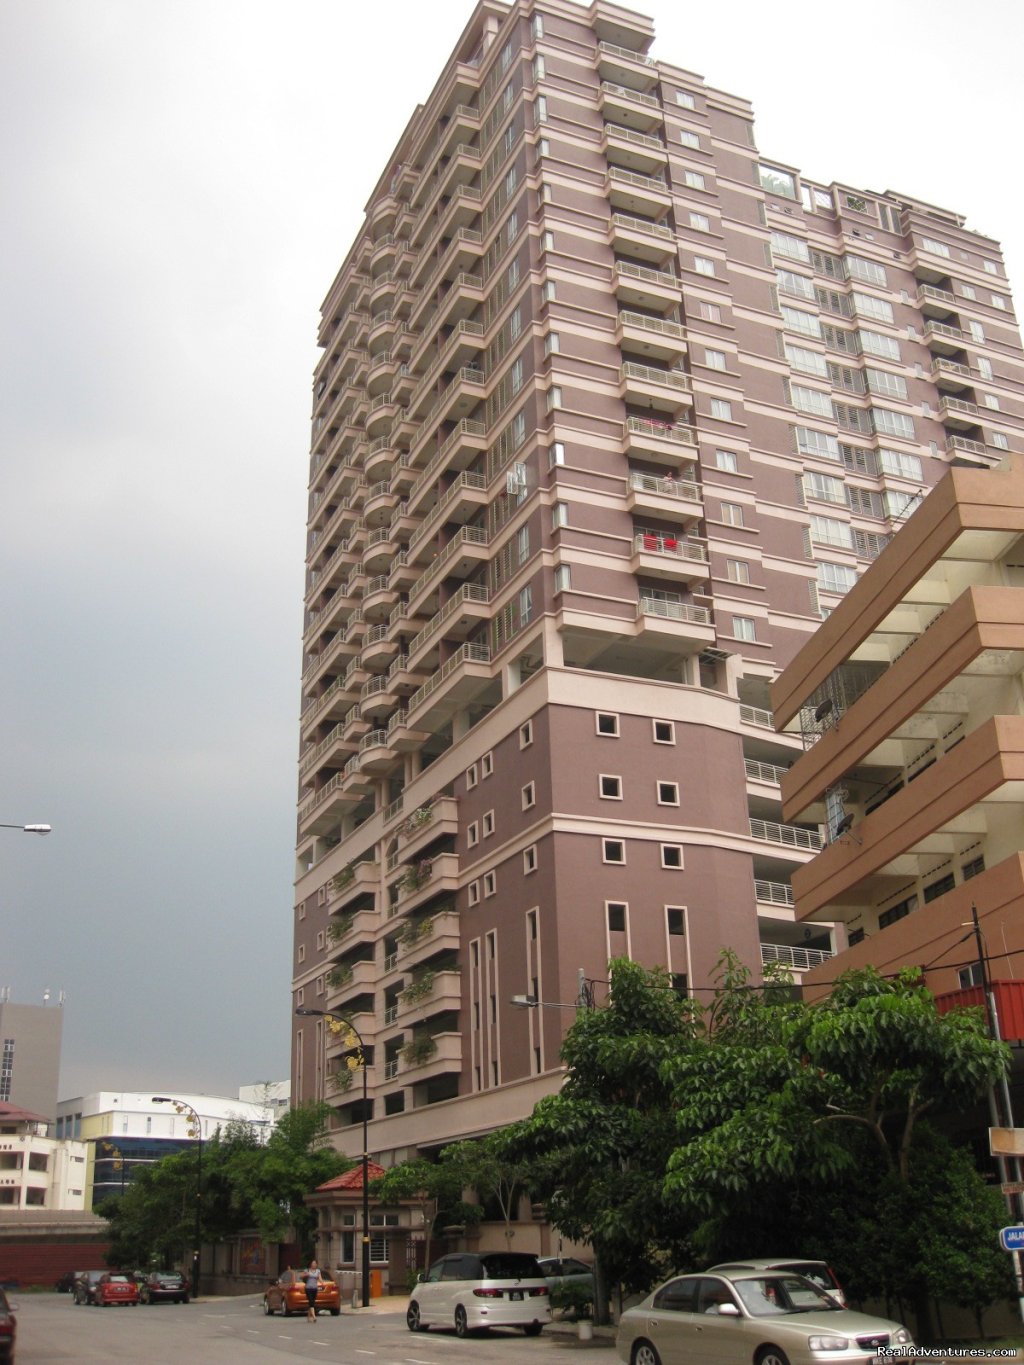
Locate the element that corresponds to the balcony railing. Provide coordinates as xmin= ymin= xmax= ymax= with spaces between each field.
xmin=600 ymin=80 xmax=660 ymax=110
xmin=945 ymin=435 xmax=987 ymax=456
xmin=611 ymin=211 xmax=673 ymax=240
xmin=406 ymin=641 xmax=491 ymax=713
xmin=761 ymin=943 xmax=833 ymax=970
xmin=754 ymin=879 xmax=795 ymax=906
xmin=608 ymin=166 xmax=669 ymax=195
xmin=615 ymin=261 xmax=679 ymax=290
xmin=619 ymin=310 xmax=687 ymax=341
xmin=749 ymin=818 xmax=823 ymax=852
xmin=745 ymin=758 xmax=788 ymax=784
xmin=637 ymin=596 xmax=711 ymax=624
xmin=622 ymin=361 xmax=691 ymax=390
xmin=628 ymin=471 xmax=701 ymax=503
xmin=739 ymin=704 xmax=774 ymax=729
xmin=626 ymin=415 xmax=697 ymax=446
xmin=633 ymin=533 xmax=708 ymax=563
xmin=598 ymin=40 xmax=655 ymax=66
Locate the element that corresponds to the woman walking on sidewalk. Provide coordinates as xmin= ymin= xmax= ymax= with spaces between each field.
xmin=305 ymin=1260 xmax=323 ymax=1322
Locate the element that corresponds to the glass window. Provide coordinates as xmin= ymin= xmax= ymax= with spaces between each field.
xmin=871 ymin=407 xmax=915 ymax=439
xmin=978 ymin=358 xmax=994 ymax=380
xmin=920 ymin=236 xmax=950 ymax=257
xmin=777 ymin=269 xmax=815 ymax=300
xmin=721 ymin=502 xmax=744 ymax=526
xmin=694 ymin=255 xmax=716 ymax=276
xmin=785 ymin=344 xmax=828 ymax=377
xmin=969 ymin=320 xmax=986 ymax=343
xmin=810 ymin=514 xmax=853 ymax=548
xmin=865 ymin=368 xmax=908 ymax=399
xmin=689 ymin=212 xmax=710 ymax=232
xmin=859 ymin=328 xmax=900 ymax=360
xmin=675 ymin=90 xmax=695 ymax=109
xmin=878 ymin=449 xmax=922 ymax=480
xmin=685 ymin=170 xmax=706 ymax=190
xmin=782 ymin=306 xmax=821 ymax=337
xmin=846 ymin=254 xmax=886 ymax=286
xmin=758 ymin=165 xmax=797 ymax=199
xmin=983 ymin=260 xmax=999 ymax=275
xmin=817 ymin=561 xmax=858 ymax=594
xmin=710 ymin=398 xmax=732 ymax=420
xmin=790 ymin=384 xmax=834 ymax=418
xmin=680 ymin=130 xmax=700 ymax=149
xmin=700 ymin=301 xmax=722 ymax=323
xmin=991 ymin=433 xmax=1010 ymax=450
xmin=804 ymin=471 xmax=845 ymax=504
xmin=733 ymin=616 xmax=756 ymax=641
xmin=554 ymin=564 xmax=570 ymax=591
xmin=770 ymin=231 xmax=811 ymax=264
xmin=603 ymin=839 xmax=625 ymax=864
xmin=795 ymin=427 xmax=840 ymax=460
xmin=715 ymin=449 xmax=738 ymax=472
xmin=657 ymin=781 xmax=679 ymax=805
xmin=705 ymin=349 xmax=727 ymax=371
xmin=852 ymin=292 xmax=894 ymax=323
xmin=726 ymin=558 xmax=750 ymax=583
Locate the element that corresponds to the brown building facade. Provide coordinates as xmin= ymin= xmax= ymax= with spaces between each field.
xmin=293 ymin=0 xmax=1024 ymax=1163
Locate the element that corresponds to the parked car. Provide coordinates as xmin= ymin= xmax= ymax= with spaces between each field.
xmin=407 ymin=1251 xmax=550 ymax=1337
xmin=708 ymin=1258 xmax=846 ymax=1306
xmin=616 ymin=1268 xmax=913 ymax=1365
xmin=537 ymin=1256 xmax=594 ymax=1292
xmin=0 ymin=1287 xmax=15 ymax=1363
xmin=93 ymin=1273 xmax=139 ymax=1307
xmin=73 ymin=1270 xmax=106 ymax=1305
xmin=139 ymin=1271 xmax=190 ymax=1305
xmin=262 ymin=1268 xmax=341 ymax=1317
xmin=54 ymin=1270 xmax=80 ymax=1293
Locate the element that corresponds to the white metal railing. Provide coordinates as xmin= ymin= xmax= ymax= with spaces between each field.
xmin=615 ymin=261 xmax=679 ymax=290
xmin=940 ymin=396 xmax=979 ymax=417
xmin=619 ymin=310 xmax=687 ymax=340
xmin=633 ymin=533 xmax=708 ymax=563
xmin=761 ymin=943 xmax=833 ymax=969
xmin=745 ymin=758 xmax=788 ymax=785
xmin=919 ymin=284 xmax=956 ymax=306
xmin=932 ymin=357 xmax=971 ymax=379
xmin=945 ymin=435 xmax=986 ymax=455
xmin=598 ymin=40 xmax=655 ymax=66
xmin=924 ymin=320 xmax=963 ymax=341
xmin=600 ymin=80 xmax=660 ymax=109
xmin=622 ymin=361 xmax=691 ymax=390
xmin=629 ymin=471 xmax=702 ymax=502
xmin=608 ymin=166 xmax=668 ymax=194
xmin=626 ymin=415 xmax=697 ymax=446
xmin=739 ymin=703 xmax=774 ymax=729
xmin=637 ymin=597 xmax=711 ymax=624
xmin=407 ymin=642 xmax=492 ymax=713
xmin=749 ymin=818 xmax=823 ymax=852
xmin=611 ymin=212 xmax=673 ymax=240
xmin=604 ymin=123 xmax=664 ymax=151
xmin=754 ymin=879 xmax=795 ymax=906
xmin=359 ymin=729 xmax=389 ymax=752
xmin=408 ymin=584 xmax=490 ymax=656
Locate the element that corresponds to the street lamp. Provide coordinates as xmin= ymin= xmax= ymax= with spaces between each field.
xmin=152 ymin=1097 xmax=202 ymax=1298
xmin=0 ymin=823 xmax=51 ymax=834
xmin=296 ymin=1006 xmax=371 ymax=1308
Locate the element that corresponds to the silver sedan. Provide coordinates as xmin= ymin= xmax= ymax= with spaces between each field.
xmin=615 ymin=1270 xmax=914 ymax=1365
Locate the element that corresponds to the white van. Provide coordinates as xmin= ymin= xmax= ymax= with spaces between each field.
xmin=407 ymin=1251 xmax=551 ymax=1337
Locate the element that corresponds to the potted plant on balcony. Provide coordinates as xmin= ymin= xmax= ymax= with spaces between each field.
xmin=401 ymin=1035 xmax=437 ymax=1068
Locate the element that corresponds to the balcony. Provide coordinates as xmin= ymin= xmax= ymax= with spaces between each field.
xmin=620 ymin=361 xmax=692 ymax=414
xmin=606 ymin=166 xmax=671 ymax=217
xmin=630 ymin=532 xmax=709 ymax=582
xmin=923 ymin=319 xmax=966 ymax=355
xmin=596 ymin=40 xmax=657 ymax=91
xmin=396 ymin=906 xmax=461 ymax=971
xmin=396 ymin=968 xmax=464 ymax=1028
xmin=945 ymin=434 xmax=988 ymax=459
xmin=398 ymin=1030 xmax=462 ymax=1084
xmin=325 ymin=957 xmax=378 ymax=1004
xmin=358 ymin=727 xmax=398 ymax=774
xmin=415 ymin=184 xmax=483 ymax=255
xmin=405 ymin=641 xmax=492 ymax=728
xmin=329 ymin=859 xmax=381 ymax=910
xmin=598 ymin=80 xmax=664 ymax=133
xmin=938 ymin=395 xmax=980 ymax=428
xmin=749 ymin=818 xmax=823 ymax=852
xmin=635 ymin=595 xmax=714 ymax=649
xmin=626 ymin=471 xmax=703 ymax=523
xmin=602 ymin=122 xmax=667 ymax=175
xmin=930 ymin=357 xmax=973 ymax=392
xmin=754 ymin=878 xmax=795 ymax=909
xmin=760 ymin=943 xmax=833 ymax=973
xmin=745 ymin=758 xmax=788 ymax=787
xmin=398 ymin=796 xmax=460 ymax=857
xmin=297 ymin=769 xmax=364 ymax=837
xmin=406 ymin=584 xmax=492 ymax=669
xmin=617 ymin=310 xmax=688 ymax=362
xmin=407 ymin=525 xmax=491 ymax=606
xmin=608 ymin=212 xmax=675 ymax=265
xmin=391 ymin=850 xmax=460 ymax=915
xmin=613 ymin=260 xmax=680 ymax=310
xmin=362 ymin=623 xmax=399 ymax=670
xmin=299 ymin=721 xmax=359 ymax=785
xmin=623 ymin=414 xmax=698 ymax=466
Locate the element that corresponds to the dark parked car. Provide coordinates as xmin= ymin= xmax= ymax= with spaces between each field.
xmin=139 ymin=1272 xmax=190 ymax=1304
xmin=54 ymin=1270 xmax=80 ymax=1293
xmin=0 ymin=1287 xmax=15 ymax=1363
xmin=94 ymin=1273 xmax=139 ymax=1307
xmin=73 ymin=1270 xmax=106 ymax=1305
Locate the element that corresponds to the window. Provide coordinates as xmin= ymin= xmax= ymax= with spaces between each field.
xmin=920 ymin=236 xmax=950 ymax=257
xmin=859 ymin=328 xmax=900 ymax=360
xmin=507 ymin=259 xmax=520 ymax=290
xmin=689 ymin=212 xmax=710 ymax=232
xmin=705 ymin=348 xmax=727 ymax=371
xmin=962 ymin=854 xmax=985 ymax=881
xmin=675 ymin=90 xmax=695 ymax=108
xmin=845 ymin=254 xmax=886 ymax=286
xmin=546 ymin=386 xmax=563 ymax=411
xmin=923 ymin=872 xmax=955 ymax=904
xmin=466 ymin=763 xmax=478 ymax=790
xmin=543 ymin=280 xmax=557 ymax=301
xmin=523 ymin=845 xmax=537 ymax=874
xmin=786 ymin=344 xmax=829 ymax=377
xmin=878 ymin=448 xmax=922 ymax=480
xmin=549 ymin=440 xmax=565 ymax=465
xmin=852 ymin=292 xmax=894 ymax=323
xmin=710 ymin=398 xmax=732 ymax=421
xmin=715 ymin=449 xmax=738 ymax=472
xmin=790 ymin=384 xmax=834 ymax=418
xmin=467 ymin=821 xmax=479 ymax=848
xmin=961 ymin=284 xmax=976 ymax=300
xmin=532 ymin=54 xmax=545 ymax=81
xmin=992 ymin=433 xmax=1010 ymax=450
xmin=481 ymin=751 xmax=494 ymax=778
xmin=599 ymin=774 xmax=623 ymax=799
xmin=519 ymin=719 xmax=533 ymax=748
xmin=536 ymin=94 xmax=548 ymax=122
xmin=817 ymin=561 xmax=858 ymax=594
xmin=781 ymin=306 xmax=822 ymax=338
xmin=297 ymin=945 xmax=305 ymax=963
xmin=596 ymin=712 xmax=619 ymax=736
xmin=984 ymin=394 xmax=1000 ymax=410
xmin=694 ymin=255 xmax=716 ymax=277
xmin=603 ymin=839 xmax=625 ymax=864
xmin=519 ymin=584 xmax=533 ymax=623
xmin=865 ymin=368 xmax=908 ymax=399
xmin=732 ymin=615 xmax=756 ymax=641
xmin=758 ymin=165 xmax=796 ymax=199
xmin=510 ymin=357 xmax=524 ymax=394
xmin=684 ymin=170 xmax=706 ymax=190
xmin=554 ymin=564 xmax=571 ymax=592
xmin=483 ymin=809 xmax=495 ymax=837
xmin=699 ymin=301 xmax=722 ymax=323
xmin=532 ymin=13 xmax=543 ymax=38
xmin=667 ymin=907 xmax=685 ymax=935
xmin=607 ymin=902 xmax=627 ymax=931
xmin=795 ymin=427 xmax=840 ymax=460
xmin=657 ymin=780 xmax=679 ymax=805
xmin=777 ymin=269 xmax=815 ymax=300
xmin=483 ymin=870 xmax=497 ymax=897
xmin=878 ymin=894 xmax=916 ymax=928
xmin=969 ymin=320 xmax=986 ymax=343
xmin=978 ymin=358 xmax=994 ymax=380
xmin=680 ymin=129 xmax=700 ymax=149
xmin=810 ymin=514 xmax=853 ymax=549
xmin=726 ymin=558 xmax=750 ymax=583
xmin=770 ymin=231 xmax=811 ymax=264
xmin=871 ymin=407 xmax=915 ymax=439
xmin=653 ymin=719 xmax=675 ymax=744
xmin=721 ymin=501 xmax=744 ymax=527
xmin=958 ymin=962 xmax=984 ymax=988
xmin=552 ymin=501 xmax=568 ymax=528
xmin=662 ymin=844 xmax=683 ymax=869
xmin=541 ymin=228 xmax=554 ymax=251
xmin=544 ymin=330 xmax=559 ymax=353
xmin=316 ymin=929 xmax=324 ymax=950
xmin=522 ymin=782 xmax=536 ymax=810
xmin=984 ymin=260 xmax=999 ymax=275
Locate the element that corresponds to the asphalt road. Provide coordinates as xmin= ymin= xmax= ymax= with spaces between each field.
xmin=15 ymin=1293 xmax=614 ymax=1363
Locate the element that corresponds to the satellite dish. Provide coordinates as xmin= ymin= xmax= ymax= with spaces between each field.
xmin=814 ymin=698 xmax=834 ymax=723
xmin=835 ymin=812 xmax=855 ymax=836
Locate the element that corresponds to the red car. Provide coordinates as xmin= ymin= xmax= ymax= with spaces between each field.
xmin=0 ymin=1287 xmax=15 ymax=1362
xmin=94 ymin=1273 xmax=139 ymax=1306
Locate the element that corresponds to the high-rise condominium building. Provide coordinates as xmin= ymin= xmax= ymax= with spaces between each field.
xmin=293 ymin=0 xmax=1023 ymax=1163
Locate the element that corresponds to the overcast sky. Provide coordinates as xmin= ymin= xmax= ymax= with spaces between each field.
xmin=1 ymin=0 xmax=1021 ymax=1103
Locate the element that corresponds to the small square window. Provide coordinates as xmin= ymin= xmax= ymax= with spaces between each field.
xmin=721 ymin=502 xmax=744 ymax=527
xmin=519 ymin=719 xmax=534 ymax=748
xmin=694 ymin=255 xmax=715 ymax=277
xmin=599 ymin=774 xmax=623 ymax=800
xmin=657 ymin=781 xmax=679 ymax=806
xmin=653 ymin=719 xmax=675 ymax=744
xmin=710 ymin=397 xmax=733 ymax=420
xmin=523 ymin=845 xmax=538 ymax=874
xmin=297 ymin=901 xmax=306 ymax=920
xmin=481 ymin=751 xmax=494 ymax=778
xmin=483 ymin=809 xmax=496 ymax=837
xmin=684 ymin=170 xmax=706 ymax=191
xmin=715 ymin=449 xmax=738 ymax=472
xmin=733 ymin=615 xmax=757 ymax=641
xmin=607 ymin=901 xmax=627 ymax=931
xmin=596 ymin=712 xmax=619 ymax=736
xmin=522 ymin=782 xmax=536 ymax=810
xmin=727 ymin=559 xmax=750 ymax=584
xmin=467 ymin=821 xmax=479 ymax=848
xmin=297 ymin=944 xmax=306 ymax=963
xmin=297 ymin=985 xmax=305 ymax=1004
xmin=689 ymin=212 xmax=710 ymax=232
xmin=680 ymin=130 xmax=700 ymax=149
xmin=992 ymin=433 xmax=1009 ymax=450
xmin=676 ymin=90 xmax=695 ymax=109
xmin=603 ymin=838 xmax=626 ymax=864
xmin=705 ymin=348 xmax=727 ymax=371
xmin=483 ymin=871 xmax=497 ymax=897
xmin=466 ymin=763 xmax=478 ymax=790
xmin=316 ymin=930 xmax=324 ymax=950
xmin=316 ymin=975 xmax=324 ymax=995
xmin=662 ymin=844 xmax=684 ymax=869
xmin=700 ymin=301 xmax=722 ymax=323
xmin=984 ymin=260 xmax=999 ymax=275
xmin=667 ymin=907 xmax=685 ymax=936
xmin=468 ymin=880 xmax=480 ymax=906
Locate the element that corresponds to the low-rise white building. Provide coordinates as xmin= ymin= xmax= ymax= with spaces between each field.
xmin=0 ymin=1103 xmax=88 ymax=1211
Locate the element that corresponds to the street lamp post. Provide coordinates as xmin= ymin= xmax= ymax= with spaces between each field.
xmin=296 ymin=1006 xmax=371 ymax=1308
xmin=152 ymin=1097 xmax=202 ymax=1298
xmin=0 ymin=823 xmax=51 ymax=834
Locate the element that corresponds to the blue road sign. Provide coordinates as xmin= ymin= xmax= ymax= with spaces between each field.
xmin=999 ymin=1226 xmax=1024 ymax=1251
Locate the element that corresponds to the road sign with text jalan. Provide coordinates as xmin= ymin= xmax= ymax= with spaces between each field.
xmin=1002 ymin=1182 xmax=1024 ymax=1196
xmin=999 ymin=1226 xmax=1024 ymax=1251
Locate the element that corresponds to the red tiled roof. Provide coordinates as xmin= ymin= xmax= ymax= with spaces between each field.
xmin=317 ymin=1160 xmax=386 ymax=1192
xmin=0 ymin=1101 xmax=49 ymax=1125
